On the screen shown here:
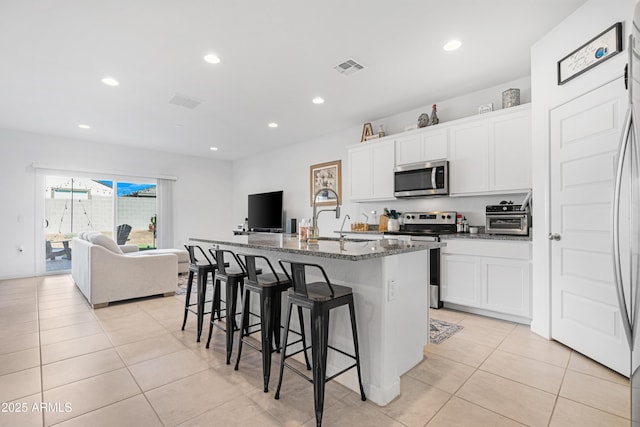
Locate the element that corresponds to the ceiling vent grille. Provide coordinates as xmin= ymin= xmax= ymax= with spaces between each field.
xmin=169 ymin=93 xmax=203 ymax=109
xmin=333 ymin=58 xmax=365 ymax=76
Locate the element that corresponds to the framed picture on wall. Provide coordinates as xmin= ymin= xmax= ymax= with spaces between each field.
xmin=557 ymin=22 xmax=622 ymax=85
xmin=309 ymin=160 xmax=342 ymax=206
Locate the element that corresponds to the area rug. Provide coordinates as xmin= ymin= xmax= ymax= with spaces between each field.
xmin=430 ymin=318 xmax=463 ymax=344
xmin=176 ymin=275 xmax=198 ymax=295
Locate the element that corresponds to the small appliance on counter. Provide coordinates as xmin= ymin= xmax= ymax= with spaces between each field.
xmin=485 ymin=200 xmax=531 ymax=236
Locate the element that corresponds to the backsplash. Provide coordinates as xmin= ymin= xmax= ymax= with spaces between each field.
xmin=351 ymin=193 xmax=529 ymax=229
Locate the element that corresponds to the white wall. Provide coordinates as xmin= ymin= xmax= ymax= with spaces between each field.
xmin=530 ymin=0 xmax=633 ymax=337
xmin=231 ymin=77 xmax=531 ymax=236
xmin=0 ymin=128 xmax=233 ymax=279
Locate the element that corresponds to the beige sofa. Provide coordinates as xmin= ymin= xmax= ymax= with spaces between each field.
xmin=72 ymin=232 xmax=187 ymax=308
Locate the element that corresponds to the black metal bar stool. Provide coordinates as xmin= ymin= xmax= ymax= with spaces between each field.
xmin=205 ymin=248 xmax=252 ymax=364
xmin=234 ymin=253 xmax=311 ymax=392
xmin=275 ymin=260 xmax=366 ymax=427
xmin=181 ymin=245 xmax=219 ymax=342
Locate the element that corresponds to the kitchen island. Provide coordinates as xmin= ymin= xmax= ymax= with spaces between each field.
xmin=190 ymin=233 xmax=444 ymax=406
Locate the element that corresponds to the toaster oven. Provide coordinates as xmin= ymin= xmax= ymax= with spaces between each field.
xmin=485 ymin=204 xmax=530 ymax=236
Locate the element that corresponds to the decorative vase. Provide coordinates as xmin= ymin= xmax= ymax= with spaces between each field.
xmin=502 ymin=88 xmax=520 ymax=108
xmin=388 ymin=218 xmax=400 ymax=232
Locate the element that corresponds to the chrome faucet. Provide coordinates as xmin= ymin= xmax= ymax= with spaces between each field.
xmin=312 ymin=187 xmax=341 ymax=232
xmin=339 ymin=214 xmax=351 ymax=239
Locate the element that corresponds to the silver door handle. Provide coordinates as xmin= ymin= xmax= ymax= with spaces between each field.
xmin=612 ymin=105 xmax=634 ymax=348
xmin=548 ymin=233 xmax=561 ymax=241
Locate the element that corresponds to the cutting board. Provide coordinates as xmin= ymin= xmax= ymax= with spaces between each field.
xmin=379 ymin=215 xmax=388 ymax=232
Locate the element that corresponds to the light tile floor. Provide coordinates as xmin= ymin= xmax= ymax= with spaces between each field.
xmin=0 ymin=275 xmax=630 ymax=426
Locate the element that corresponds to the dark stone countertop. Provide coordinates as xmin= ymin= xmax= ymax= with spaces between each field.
xmin=439 ymin=232 xmax=531 ymax=242
xmin=338 ymin=230 xmax=532 ymax=242
xmin=190 ymin=233 xmax=444 ymax=261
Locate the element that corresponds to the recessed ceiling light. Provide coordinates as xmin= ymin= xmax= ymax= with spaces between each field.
xmin=443 ymin=40 xmax=462 ymax=51
xmin=209 ymin=146 xmax=218 ymax=151
xmin=268 ymin=122 xmax=278 ymax=128
xmin=203 ymin=54 xmax=221 ymax=64
xmin=101 ymin=77 xmax=119 ymax=86
xmin=312 ymin=97 xmax=325 ymax=104
xmin=78 ymin=124 xmax=91 ymax=129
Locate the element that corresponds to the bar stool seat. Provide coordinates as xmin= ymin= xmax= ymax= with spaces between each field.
xmin=181 ymin=245 xmax=220 ymax=342
xmin=275 ymin=260 xmax=366 ymax=427
xmin=234 ymin=253 xmax=310 ymax=392
xmin=205 ymin=248 xmax=260 ymax=365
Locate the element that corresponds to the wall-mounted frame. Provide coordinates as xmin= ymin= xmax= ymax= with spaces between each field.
xmin=557 ymin=22 xmax=622 ymax=85
xmin=310 ymin=160 xmax=341 ymax=206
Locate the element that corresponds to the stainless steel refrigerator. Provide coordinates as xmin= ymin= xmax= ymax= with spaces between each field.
xmin=614 ymin=4 xmax=640 ymax=424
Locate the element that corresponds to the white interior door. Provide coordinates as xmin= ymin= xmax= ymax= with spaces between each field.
xmin=550 ymin=77 xmax=630 ymax=376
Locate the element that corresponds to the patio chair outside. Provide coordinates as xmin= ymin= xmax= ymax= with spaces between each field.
xmin=116 ymin=224 xmax=132 ymax=245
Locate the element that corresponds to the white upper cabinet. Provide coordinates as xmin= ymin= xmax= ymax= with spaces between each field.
xmin=488 ymin=109 xmax=532 ymax=192
xmin=449 ymin=120 xmax=490 ymax=194
xmin=348 ymin=139 xmax=395 ymax=201
xmin=449 ymin=105 xmax=531 ymax=196
xmin=395 ymin=127 xmax=448 ymax=165
xmin=348 ymin=104 xmax=531 ymax=202
xmin=348 ymin=144 xmax=372 ymax=201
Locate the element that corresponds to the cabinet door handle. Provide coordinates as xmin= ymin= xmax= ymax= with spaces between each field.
xmin=548 ymin=233 xmax=561 ymax=241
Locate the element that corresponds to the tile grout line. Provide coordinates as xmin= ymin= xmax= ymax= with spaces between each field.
xmin=36 ymin=283 xmax=139 ymax=426
xmin=428 ymin=313 xmax=545 ymax=426
xmin=36 ymin=279 xmax=45 ymax=427
xmin=546 ymin=352 xmax=572 ymax=427
xmin=89 ymin=301 xmax=169 ymax=427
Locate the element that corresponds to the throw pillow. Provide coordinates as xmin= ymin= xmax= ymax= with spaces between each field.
xmin=88 ymin=233 xmax=123 ymax=254
xmin=85 ymin=231 xmax=100 ymax=241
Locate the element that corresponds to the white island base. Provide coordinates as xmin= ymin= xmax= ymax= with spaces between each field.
xmin=201 ymin=237 xmax=435 ymax=406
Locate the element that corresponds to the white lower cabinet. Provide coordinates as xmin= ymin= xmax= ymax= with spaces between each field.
xmin=441 ymin=239 xmax=531 ymax=321
xmin=440 ymin=255 xmax=481 ymax=307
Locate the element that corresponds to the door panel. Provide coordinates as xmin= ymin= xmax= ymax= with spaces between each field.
xmin=550 ymin=77 xmax=630 ymax=375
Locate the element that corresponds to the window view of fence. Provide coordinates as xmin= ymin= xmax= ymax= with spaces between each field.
xmin=115 ymin=181 xmax=157 ymax=249
xmin=44 ymin=176 xmax=157 ymax=272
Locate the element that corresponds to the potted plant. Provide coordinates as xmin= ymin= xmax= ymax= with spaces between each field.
xmin=384 ymin=208 xmax=401 ymax=232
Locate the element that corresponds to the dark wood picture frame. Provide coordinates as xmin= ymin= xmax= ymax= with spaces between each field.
xmin=557 ymin=22 xmax=622 ymax=85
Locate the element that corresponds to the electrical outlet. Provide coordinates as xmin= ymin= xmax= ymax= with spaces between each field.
xmin=387 ymin=279 xmax=397 ymax=301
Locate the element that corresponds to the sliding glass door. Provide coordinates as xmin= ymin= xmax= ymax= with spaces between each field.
xmin=44 ymin=176 xmax=114 ymax=272
xmin=114 ymin=181 xmax=157 ymax=250
xmin=43 ymin=175 xmax=157 ymax=273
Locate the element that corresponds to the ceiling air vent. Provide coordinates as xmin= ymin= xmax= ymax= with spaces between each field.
xmin=169 ymin=93 xmax=203 ymax=109
xmin=333 ymin=58 xmax=365 ymax=76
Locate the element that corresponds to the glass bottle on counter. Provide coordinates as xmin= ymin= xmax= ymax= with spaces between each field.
xmin=463 ymin=216 xmax=469 ymax=233
xmin=307 ymin=225 xmax=319 ymax=244
xmin=298 ymin=218 xmax=310 ymax=242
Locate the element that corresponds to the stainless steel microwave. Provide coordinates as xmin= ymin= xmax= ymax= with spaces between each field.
xmin=394 ymin=160 xmax=449 ymax=197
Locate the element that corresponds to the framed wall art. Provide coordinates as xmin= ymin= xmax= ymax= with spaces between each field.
xmin=557 ymin=22 xmax=622 ymax=85
xmin=309 ymin=160 xmax=341 ymax=206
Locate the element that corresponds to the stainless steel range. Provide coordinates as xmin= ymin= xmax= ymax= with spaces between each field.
xmin=385 ymin=211 xmax=457 ymax=309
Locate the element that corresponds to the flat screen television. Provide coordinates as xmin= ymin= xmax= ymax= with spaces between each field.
xmin=247 ymin=190 xmax=284 ymax=232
